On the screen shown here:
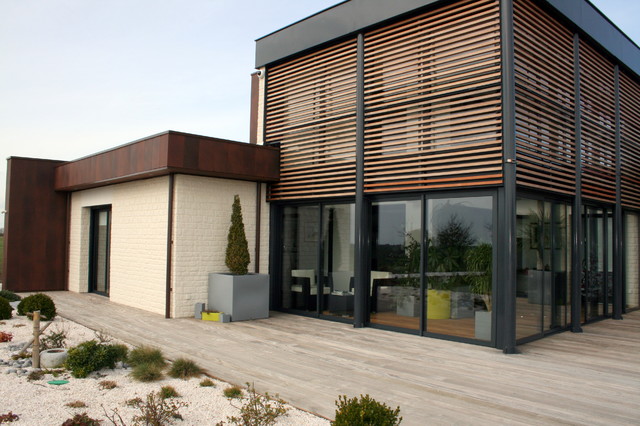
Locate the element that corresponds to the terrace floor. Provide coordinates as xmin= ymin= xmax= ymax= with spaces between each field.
xmin=44 ymin=291 xmax=639 ymax=425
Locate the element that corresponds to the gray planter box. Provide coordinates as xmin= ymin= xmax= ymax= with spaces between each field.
xmin=208 ymin=273 xmax=269 ymax=321
xmin=474 ymin=310 xmax=492 ymax=341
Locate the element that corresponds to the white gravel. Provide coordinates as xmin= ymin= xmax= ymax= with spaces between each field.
xmin=0 ymin=312 xmax=330 ymax=425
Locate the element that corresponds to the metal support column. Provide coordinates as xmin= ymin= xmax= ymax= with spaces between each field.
xmin=499 ymin=0 xmax=517 ymax=354
xmin=353 ymin=32 xmax=368 ymax=328
xmin=613 ymin=65 xmax=624 ymax=320
xmin=571 ymin=33 xmax=584 ymax=332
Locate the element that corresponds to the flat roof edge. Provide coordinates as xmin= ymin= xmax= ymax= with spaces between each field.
xmin=255 ymin=0 xmax=640 ymax=77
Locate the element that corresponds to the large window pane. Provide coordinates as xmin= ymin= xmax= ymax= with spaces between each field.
xmin=281 ymin=205 xmax=320 ymax=312
xmin=323 ymin=204 xmax=355 ymax=320
xmin=370 ymin=200 xmax=421 ymax=330
xmin=426 ymin=196 xmax=493 ymax=340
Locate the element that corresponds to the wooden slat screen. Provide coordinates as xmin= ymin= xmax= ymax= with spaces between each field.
xmin=579 ymin=40 xmax=617 ymax=203
xmin=513 ymin=0 xmax=576 ymax=194
xmin=362 ymin=0 xmax=502 ymax=193
xmin=265 ymin=38 xmax=357 ymax=200
xmin=620 ymin=71 xmax=640 ymax=209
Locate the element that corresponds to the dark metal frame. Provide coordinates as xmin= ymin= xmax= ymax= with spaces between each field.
xmin=88 ymin=205 xmax=112 ymax=297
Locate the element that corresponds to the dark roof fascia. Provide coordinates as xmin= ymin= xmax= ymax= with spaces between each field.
xmin=255 ymin=0 xmax=640 ymax=77
xmin=545 ymin=0 xmax=640 ymax=77
xmin=254 ymin=0 xmax=442 ymax=68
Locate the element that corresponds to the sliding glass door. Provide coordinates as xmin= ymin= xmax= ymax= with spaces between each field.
xmin=279 ymin=203 xmax=355 ymax=320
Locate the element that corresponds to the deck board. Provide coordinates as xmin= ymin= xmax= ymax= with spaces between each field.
xmin=42 ymin=291 xmax=640 ymax=425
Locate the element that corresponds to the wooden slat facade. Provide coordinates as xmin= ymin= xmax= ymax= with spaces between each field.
xmin=265 ymin=39 xmax=358 ymax=200
xmin=513 ymin=0 xmax=576 ymax=195
xmin=363 ymin=0 xmax=503 ymax=192
xmin=620 ymin=71 xmax=640 ymax=210
xmin=579 ymin=40 xmax=617 ymax=203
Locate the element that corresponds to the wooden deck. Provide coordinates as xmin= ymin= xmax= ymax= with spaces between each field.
xmin=43 ymin=291 xmax=639 ymax=425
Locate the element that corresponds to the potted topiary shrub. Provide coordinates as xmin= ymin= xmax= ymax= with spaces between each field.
xmin=208 ymin=195 xmax=269 ymax=321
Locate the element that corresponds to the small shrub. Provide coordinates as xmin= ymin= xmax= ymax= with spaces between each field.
xmin=0 ymin=290 xmax=21 ymax=302
xmin=200 ymin=378 xmax=216 ymax=387
xmin=159 ymin=385 xmax=180 ymax=399
xmin=225 ymin=383 xmax=288 ymax=426
xmin=98 ymin=380 xmax=117 ymax=390
xmin=0 ymin=297 xmax=13 ymax=320
xmin=224 ymin=385 xmax=243 ymax=399
xmin=61 ymin=412 xmax=100 ymax=425
xmin=131 ymin=363 xmax=164 ymax=382
xmin=127 ymin=346 xmax=166 ymax=369
xmin=27 ymin=370 xmax=44 ymax=381
xmin=65 ymin=340 xmax=128 ymax=378
xmin=41 ymin=324 xmax=69 ymax=350
xmin=0 ymin=411 xmax=19 ymax=423
xmin=0 ymin=331 xmax=13 ymax=343
xmin=168 ymin=357 xmax=203 ymax=379
xmin=226 ymin=194 xmax=251 ymax=275
xmin=126 ymin=392 xmax=187 ymax=425
xmin=65 ymin=401 xmax=88 ymax=408
xmin=16 ymin=293 xmax=56 ymax=321
xmin=332 ymin=394 xmax=402 ymax=426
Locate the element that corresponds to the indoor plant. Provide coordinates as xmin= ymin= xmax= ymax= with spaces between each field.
xmin=466 ymin=243 xmax=492 ymax=340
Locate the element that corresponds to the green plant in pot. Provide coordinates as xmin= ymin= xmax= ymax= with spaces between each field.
xmin=208 ymin=194 xmax=269 ymax=322
xmin=226 ymin=194 xmax=250 ymax=275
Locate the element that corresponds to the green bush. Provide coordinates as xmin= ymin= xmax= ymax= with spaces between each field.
xmin=65 ymin=340 xmax=128 ymax=378
xmin=224 ymin=385 xmax=243 ymax=399
xmin=168 ymin=357 xmax=203 ymax=379
xmin=61 ymin=412 xmax=100 ymax=426
xmin=131 ymin=363 xmax=165 ymax=382
xmin=159 ymin=385 xmax=180 ymax=399
xmin=332 ymin=394 xmax=402 ymax=426
xmin=0 ymin=290 xmax=21 ymax=302
xmin=0 ymin=297 xmax=13 ymax=320
xmin=200 ymin=378 xmax=216 ymax=387
xmin=16 ymin=293 xmax=56 ymax=321
xmin=127 ymin=345 xmax=166 ymax=369
xmin=225 ymin=383 xmax=289 ymax=426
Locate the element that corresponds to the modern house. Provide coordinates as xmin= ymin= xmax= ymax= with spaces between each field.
xmin=4 ymin=0 xmax=640 ymax=352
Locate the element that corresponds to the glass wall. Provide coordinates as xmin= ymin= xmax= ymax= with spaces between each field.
xmin=323 ymin=204 xmax=355 ymax=319
xmin=515 ymin=197 xmax=572 ymax=341
xmin=368 ymin=196 xmax=494 ymax=340
xmin=280 ymin=203 xmax=355 ymax=319
xmin=281 ymin=205 xmax=321 ymax=313
xmin=582 ymin=206 xmax=611 ymax=322
xmin=426 ymin=196 xmax=493 ymax=340
xmin=624 ymin=212 xmax=640 ymax=310
xmin=370 ymin=200 xmax=422 ymax=331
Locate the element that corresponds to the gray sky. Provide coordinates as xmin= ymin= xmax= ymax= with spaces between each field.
xmin=1 ymin=0 xmax=639 ymax=214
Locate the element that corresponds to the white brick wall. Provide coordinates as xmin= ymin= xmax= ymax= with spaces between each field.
xmin=109 ymin=177 xmax=169 ymax=315
xmin=171 ymin=175 xmax=264 ymax=318
xmin=67 ymin=178 xmax=169 ymax=315
xmin=67 ymin=174 xmax=269 ymax=318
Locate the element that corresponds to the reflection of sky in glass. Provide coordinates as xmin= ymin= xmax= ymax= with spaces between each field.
xmin=428 ymin=197 xmax=493 ymax=244
xmin=375 ymin=201 xmax=421 ymax=245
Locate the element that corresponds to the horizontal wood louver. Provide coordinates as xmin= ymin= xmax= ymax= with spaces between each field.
xmin=620 ymin=71 xmax=640 ymax=209
xmin=265 ymin=39 xmax=357 ymax=200
xmin=362 ymin=0 xmax=502 ymax=193
xmin=579 ymin=40 xmax=617 ymax=203
xmin=513 ymin=0 xmax=576 ymax=195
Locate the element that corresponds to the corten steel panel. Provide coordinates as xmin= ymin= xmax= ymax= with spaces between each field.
xmin=55 ymin=131 xmax=279 ymax=191
xmin=4 ymin=157 xmax=68 ymax=292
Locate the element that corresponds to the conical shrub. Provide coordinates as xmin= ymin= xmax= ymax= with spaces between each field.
xmin=225 ymin=195 xmax=250 ymax=275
